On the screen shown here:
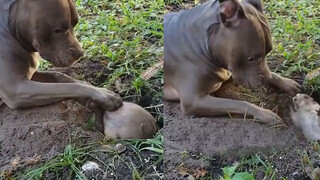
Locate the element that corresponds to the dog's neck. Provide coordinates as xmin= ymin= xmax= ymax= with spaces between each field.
xmin=208 ymin=24 xmax=230 ymax=70
xmin=8 ymin=0 xmax=36 ymax=52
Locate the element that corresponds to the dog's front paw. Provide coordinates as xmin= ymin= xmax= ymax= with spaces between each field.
xmin=279 ymin=77 xmax=302 ymax=96
xmin=254 ymin=108 xmax=283 ymax=125
xmin=93 ymin=88 xmax=123 ymax=111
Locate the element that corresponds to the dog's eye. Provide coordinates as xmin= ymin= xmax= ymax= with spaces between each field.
xmin=54 ymin=28 xmax=67 ymax=34
xmin=248 ymin=56 xmax=261 ymax=62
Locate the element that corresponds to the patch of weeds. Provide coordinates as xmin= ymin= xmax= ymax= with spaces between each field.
xmin=218 ymin=164 xmax=254 ymax=180
xmin=74 ymin=0 xmax=163 ymax=103
xmin=217 ymin=155 xmax=277 ymax=180
xmin=15 ymin=144 xmax=94 ymax=180
xmin=38 ymin=59 xmax=51 ymax=71
xmin=15 ymin=136 xmax=164 ymax=180
xmin=264 ymin=0 xmax=320 ymax=89
xmin=124 ymin=132 xmax=164 ymax=165
xmin=101 ymin=135 xmax=164 ymax=179
xmin=239 ymin=155 xmax=277 ymax=179
xmin=164 ymin=0 xmax=190 ymax=5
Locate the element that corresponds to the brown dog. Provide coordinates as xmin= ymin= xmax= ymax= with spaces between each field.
xmin=0 ymin=0 xmax=122 ymax=110
xmin=164 ymin=0 xmax=302 ymax=124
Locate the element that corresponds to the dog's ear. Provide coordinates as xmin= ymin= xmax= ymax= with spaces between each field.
xmin=219 ymin=0 xmax=245 ymax=27
xmin=242 ymin=0 xmax=264 ymax=12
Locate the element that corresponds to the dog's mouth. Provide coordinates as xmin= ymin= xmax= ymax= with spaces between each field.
xmin=39 ymin=53 xmax=64 ymax=67
xmin=39 ymin=52 xmax=75 ymax=67
xmin=54 ymin=56 xmax=76 ymax=67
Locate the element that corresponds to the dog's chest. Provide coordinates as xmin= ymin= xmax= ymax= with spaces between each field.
xmin=26 ymin=53 xmax=40 ymax=79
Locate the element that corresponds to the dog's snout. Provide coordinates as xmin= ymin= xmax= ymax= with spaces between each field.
xmin=68 ymin=47 xmax=84 ymax=60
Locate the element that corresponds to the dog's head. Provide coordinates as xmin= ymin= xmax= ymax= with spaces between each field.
xmin=12 ymin=0 xmax=83 ymax=67
xmin=212 ymin=0 xmax=272 ymax=89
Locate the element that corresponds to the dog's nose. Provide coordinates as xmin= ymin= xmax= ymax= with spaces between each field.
xmin=68 ymin=47 xmax=84 ymax=60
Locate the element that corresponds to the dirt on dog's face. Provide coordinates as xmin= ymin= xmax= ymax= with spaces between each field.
xmin=17 ymin=0 xmax=83 ymax=67
xmin=293 ymin=94 xmax=320 ymax=114
xmin=212 ymin=0 xmax=272 ymax=89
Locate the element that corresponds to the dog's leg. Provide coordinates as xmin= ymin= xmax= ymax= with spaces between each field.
xmin=31 ymin=71 xmax=91 ymax=85
xmin=164 ymin=83 xmax=180 ymax=102
xmin=31 ymin=71 xmax=77 ymax=83
xmin=32 ymin=71 xmax=106 ymax=132
xmin=31 ymin=71 xmax=95 ymax=104
xmin=1 ymin=78 xmax=122 ymax=111
xmin=177 ymin=74 xmax=282 ymax=124
xmin=266 ymin=72 xmax=302 ymax=96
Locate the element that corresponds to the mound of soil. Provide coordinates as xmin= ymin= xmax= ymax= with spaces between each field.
xmin=0 ymin=100 xmax=102 ymax=172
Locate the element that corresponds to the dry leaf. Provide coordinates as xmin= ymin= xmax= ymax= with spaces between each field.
xmin=141 ymin=57 xmax=164 ymax=81
xmin=193 ymin=167 xmax=207 ymax=178
xmin=177 ymin=163 xmax=190 ymax=176
xmin=26 ymin=155 xmax=42 ymax=166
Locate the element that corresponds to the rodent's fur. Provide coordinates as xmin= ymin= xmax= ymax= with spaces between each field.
xmin=290 ymin=93 xmax=320 ymax=141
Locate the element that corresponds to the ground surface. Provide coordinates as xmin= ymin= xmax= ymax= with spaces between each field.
xmin=0 ymin=0 xmax=163 ymax=179
xmin=164 ymin=0 xmax=320 ymax=179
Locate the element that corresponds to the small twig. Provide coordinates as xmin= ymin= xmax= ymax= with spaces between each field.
xmin=144 ymin=104 xmax=163 ymax=109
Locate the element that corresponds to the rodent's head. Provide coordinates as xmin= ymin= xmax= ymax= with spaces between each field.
xmin=293 ymin=93 xmax=320 ymax=114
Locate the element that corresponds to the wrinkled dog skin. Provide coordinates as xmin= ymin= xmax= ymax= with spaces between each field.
xmin=0 ymin=0 xmax=122 ymax=110
xmin=164 ymin=0 xmax=302 ymax=124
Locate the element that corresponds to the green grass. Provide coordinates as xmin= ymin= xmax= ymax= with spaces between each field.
xmin=16 ymin=134 xmax=164 ymax=179
xmin=264 ymin=0 xmax=320 ymax=90
xmin=218 ymin=164 xmax=254 ymax=180
xmin=16 ymin=144 xmax=93 ymax=180
xmin=75 ymin=0 xmax=163 ymax=101
xmin=237 ymin=155 xmax=277 ymax=180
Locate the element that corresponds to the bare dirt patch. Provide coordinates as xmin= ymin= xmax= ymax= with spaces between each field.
xmin=0 ymin=100 xmax=101 ymax=172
